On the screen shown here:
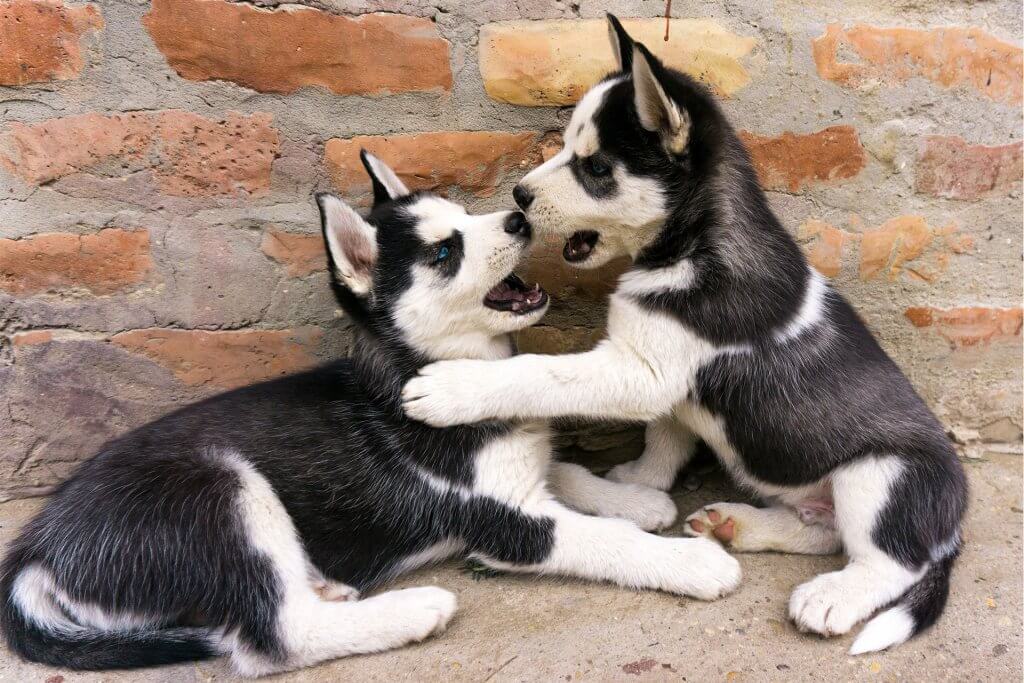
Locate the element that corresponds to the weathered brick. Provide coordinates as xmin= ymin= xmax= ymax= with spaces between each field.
xmin=325 ymin=131 xmax=548 ymax=202
xmin=0 ymin=228 xmax=152 ymax=296
xmin=797 ymin=219 xmax=852 ymax=278
xmin=11 ymin=330 xmax=53 ymax=346
xmin=916 ymin=136 xmax=1023 ymax=200
xmin=739 ymin=126 xmax=866 ymax=193
xmin=813 ymin=24 xmax=1023 ymax=104
xmin=111 ymin=328 xmax=322 ymax=389
xmin=859 ymin=216 xmax=971 ymax=282
xmin=144 ymin=0 xmax=451 ymax=95
xmin=0 ymin=0 xmax=102 ymax=86
xmin=479 ymin=18 xmax=756 ymax=106
xmin=261 ymin=229 xmax=325 ymax=278
xmin=797 ymin=216 xmax=972 ymax=282
xmin=0 ymin=110 xmax=280 ymax=197
xmin=905 ymin=307 xmax=1023 ymax=348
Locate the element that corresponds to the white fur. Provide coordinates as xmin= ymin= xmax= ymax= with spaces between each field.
xmin=774 ymin=270 xmax=827 ymax=343
xmin=849 ymin=605 xmax=915 ymax=654
xmin=363 ymin=151 xmax=410 ymax=199
xmin=222 ymin=453 xmax=456 ymax=676
xmin=607 ymin=416 xmax=697 ymax=491
xmin=631 ymin=47 xmax=689 ymax=153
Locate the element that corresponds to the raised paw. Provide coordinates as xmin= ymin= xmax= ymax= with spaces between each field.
xmin=402 ymin=361 xmax=488 ymax=427
xmin=314 ymin=579 xmax=360 ymax=602
xmin=683 ymin=503 xmax=750 ymax=546
xmin=655 ymin=537 xmax=742 ymax=600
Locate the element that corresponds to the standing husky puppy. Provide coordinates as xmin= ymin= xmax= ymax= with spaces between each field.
xmin=403 ymin=16 xmax=967 ymax=655
xmin=1 ymin=152 xmax=739 ymax=677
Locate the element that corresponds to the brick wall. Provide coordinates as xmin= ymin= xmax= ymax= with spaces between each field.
xmin=0 ymin=0 xmax=1021 ymax=500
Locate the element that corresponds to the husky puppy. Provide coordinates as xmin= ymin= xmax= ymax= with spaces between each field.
xmin=403 ymin=16 xmax=967 ymax=655
xmin=1 ymin=153 xmax=739 ymax=676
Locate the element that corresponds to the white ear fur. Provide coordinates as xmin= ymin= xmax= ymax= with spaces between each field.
xmin=317 ymin=194 xmax=377 ymax=296
xmin=632 ymin=46 xmax=690 ymax=154
xmin=362 ymin=151 xmax=409 ymax=201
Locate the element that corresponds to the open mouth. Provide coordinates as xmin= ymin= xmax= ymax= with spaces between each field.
xmin=483 ymin=273 xmax=548 ymax=315
xmin=563 ymin=230 xmax=599 ymax=262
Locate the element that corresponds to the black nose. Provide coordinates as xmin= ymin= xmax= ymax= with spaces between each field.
xmin=505 ymin=211 xmax=531 ymax=238
xmin=513 ymin=184 xmax=534 ymax=210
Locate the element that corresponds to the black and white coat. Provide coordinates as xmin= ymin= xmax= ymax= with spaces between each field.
xmin=403 ymin=15 xmax=968 ymax=656
xmin=1 ymin=153 xmax=738 ymax=677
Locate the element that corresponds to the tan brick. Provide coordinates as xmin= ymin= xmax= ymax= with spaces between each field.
xmin=325 ymin=131 xmax=547 ymax=202
xmin=905 ymin=307 xmax=1023 ymax=348
xmin=261 ymin=229 xmax=325 ymax=278
xmin=797 ymin=219 xmax=853 ymax=278
xmin=739 ymin=126 xmax=866 ymax=193
xmin=480 ymin=18 xmax=756 ymax=106
xmin=916 ymin=136 xmax=1023 ymax=200
xmin=813 ymin=24 xmax=1023 ymax=104
xmin=515 ymin=325 xmax=602 ymax=355
xmin=144 ymin=0 xmax=451 ymax=96
xmin=0 ymin=110 xmax=279 ymax=196
xmin=0 ymin=0 xmax=103 ymax=86
xmin=0 ymin=228 xmax=152 ymax=296
xmin=110 ymin=327 xmax=322 ymax=389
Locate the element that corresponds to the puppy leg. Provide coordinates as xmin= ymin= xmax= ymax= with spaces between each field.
xmin=478 ymin=500 xmax=740 ymax=600
xmin=607 ymin=416 xmax=696 ymax=490
xmin=548 ymin=461 xmax=677 ymax=531
xmin=788 ymin=457 xmax=922 ymax=638
xmin=683 ymin=503 xmax=841 ymax=554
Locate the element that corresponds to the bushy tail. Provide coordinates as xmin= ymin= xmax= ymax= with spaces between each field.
xmin=850 ymin=553 xmax=957 ymax=655
xmin=2 ymin=560 xmax=219 ymax=670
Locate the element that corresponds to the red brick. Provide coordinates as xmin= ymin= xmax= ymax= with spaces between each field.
xmin=11 ymin=330 xmax=53 ymax=346
xmin=739 ymin=126 xmax=866 ymax=193
xmin=0 ymin=229 xmax=152 ymax=296
xmin=261 ymin=229 xmax=325 ymax=278
xmin=0 ymin=0 xmax=103 ymax=86
xmin=110 ymin=328 xmax=322 ymax=389
xmin=905 ymin=307 xmax=1023 ymax=348
xmin=143 ymin=0 xmax=451 ymax=96
xmin=0 ymin=110 xmax=280 ymax=196
xmin=813 ymin=24 xmax=1023 ymax=104
xmin=325 ymin=131 xmax=548 ymax=203
xmin=797 ymin=219 xmax=852 ymax=278
xmin=858 ymin=216 xmax=970 ymax=282
xmin=916 ymin=136 xmax=1023 ymax=200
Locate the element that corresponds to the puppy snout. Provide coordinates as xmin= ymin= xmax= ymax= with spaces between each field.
xmin=512 ymin=184 xmax=534 ymax=210
xmin=504 ymin=211 xmax=531 ymax=239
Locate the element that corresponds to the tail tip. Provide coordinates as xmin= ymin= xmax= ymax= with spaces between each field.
xmin=849 ymin=606 xmax=915 ymax=655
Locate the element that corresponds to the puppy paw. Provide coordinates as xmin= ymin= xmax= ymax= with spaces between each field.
xmin=383 ymin=586 xmax=458 ymax=642
xmin=657 ymin=537 xmax=742 ymax=600
xmin=606 ymin=460 xmax=673 ymax=491
xmin=683 ymin=503 xmax=750 ymax=547
xmin=602 ymin=484 xmax=678 ymax=531
xmin=402 ymin=361 xmax=488 ymax=427
xmin=314 ymin=579 xmax=360 ymax=602
xmin=789 ymin=571 xmax=872 ymax=637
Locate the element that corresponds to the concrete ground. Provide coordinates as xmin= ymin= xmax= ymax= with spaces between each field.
xmin=0 ymin=452 xmax=1019 ymax=683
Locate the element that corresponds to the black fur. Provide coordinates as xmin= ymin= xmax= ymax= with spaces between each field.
xmin=1 ymin=185 xmax=554 ymax=671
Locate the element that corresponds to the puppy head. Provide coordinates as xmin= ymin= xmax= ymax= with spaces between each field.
xmin=514 ymin=14 xmax=726 ymax=269
xmin=317 ymin=152 xmax=548 ymax=360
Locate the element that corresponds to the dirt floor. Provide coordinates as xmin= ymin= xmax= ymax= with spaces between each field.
xmin=0 ymin=452 xmax=1019 ymax=682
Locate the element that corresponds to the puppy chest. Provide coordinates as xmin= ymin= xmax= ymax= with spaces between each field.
xmin=471 ymin=422 xmax=553 ymax=504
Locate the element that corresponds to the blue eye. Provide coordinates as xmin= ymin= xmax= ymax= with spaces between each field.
xmin=435 ymin=245 xmax=450 ymax=262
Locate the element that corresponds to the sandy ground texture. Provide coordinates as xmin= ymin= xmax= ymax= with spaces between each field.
xmin=0 ymin=452 xmax=1019 ymax=683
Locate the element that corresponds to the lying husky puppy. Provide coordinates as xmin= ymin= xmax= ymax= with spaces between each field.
xmin=403 ymin=16 xmax=967 ymax=655
xmin=1 ymin=152 xmax=738 ymax=676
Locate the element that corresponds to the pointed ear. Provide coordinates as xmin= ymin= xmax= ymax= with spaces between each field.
xmin=315 ymin=193 xmax=377 ymax=296
xmin=632 ymin=43 xmax=690 ymax=155
xmin=360 ymin=150 xmax=409 ymax=205
xmin=606 ymin=14 xmax=634 ymax=72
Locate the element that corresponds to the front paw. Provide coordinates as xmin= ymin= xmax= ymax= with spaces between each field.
xmin=658 ymin=537 xmax=742 ymax=600
xmin=402 ymin=361 xmax=488 ymax=427
xmin=604 ymin=484 xmax=678 ymax=532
